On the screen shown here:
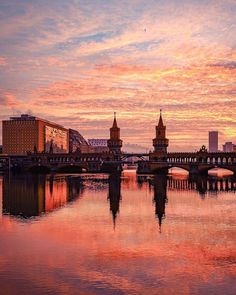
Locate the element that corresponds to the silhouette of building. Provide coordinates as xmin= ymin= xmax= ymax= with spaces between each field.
xmin=223 ymin=141 xmax=234 ymax=152
xmin=208 ymin=131 xmax=218 ymax=152
xmin=107 ymin=112 xmax=123 ymax=155
xmin=2 ymin=114 xmax=68 ymax=155
xmin=149 ymin=110 xmax=169 ymax=164
xmin=69 ymin=129 xmax=89 ymax=153
xmin=153 ymin=110 xmax=169 ymax=153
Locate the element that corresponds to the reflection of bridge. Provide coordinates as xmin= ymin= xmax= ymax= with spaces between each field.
xmin=138 ymin=173 xmax=236 ymax=231
xmin=3 ymin=172 xmax=235 ymax=232
xmin=138 ymin=174 xmax=236 ymax=195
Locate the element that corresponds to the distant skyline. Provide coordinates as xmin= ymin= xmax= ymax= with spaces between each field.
xmin=0 ymin=0 xmax=236 ymax=151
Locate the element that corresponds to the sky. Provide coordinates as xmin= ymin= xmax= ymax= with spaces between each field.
xmin=0 ymin=0 xmax=236 ymax=152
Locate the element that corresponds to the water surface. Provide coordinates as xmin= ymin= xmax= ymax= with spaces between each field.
xmin=0 ymin=171 xmax=236 ymax=294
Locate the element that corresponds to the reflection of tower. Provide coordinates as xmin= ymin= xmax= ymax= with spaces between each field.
xmin=108 ymin=173 xmax=122 ymax=229
xmin=153 ymin=175 xmax=168 ymax=232
xmin=153 ymin=109 xmax=169 ymax=153
xmin=66 ymin=176 xmax=83 ymax=201
xmin=192 ymin=175 xmax=208 ymax=197
xmin=107 ymin=112 xmax=123 ymax=156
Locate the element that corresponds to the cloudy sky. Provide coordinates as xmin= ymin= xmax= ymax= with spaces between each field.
xmin=0 ymin=0 xmax=235 ymax=151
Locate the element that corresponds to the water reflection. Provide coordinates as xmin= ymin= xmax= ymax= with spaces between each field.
xmin=108 ymin=173 xmax=122 ymax=229
xmin=153 ymin=175 xmax=168 ymax=232
xmin=0 ymin=171 xmax=236 ymax=295
xmin=2 ymin=174 xmax=83 ymax=218
xmin=2 ymin=173 xmax=236 ymax=224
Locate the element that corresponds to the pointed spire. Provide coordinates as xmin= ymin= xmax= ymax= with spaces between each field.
xmin=158 ymin=108 xmax=164 ymax=127
xmin=112 ymin=112 xmax=118 ymax=128
xmin=112 ymin=211 xmax=117 ymax=231
xmin=157 ymin=213 xmax=163 ymax=233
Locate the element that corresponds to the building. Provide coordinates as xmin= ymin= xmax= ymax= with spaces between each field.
xmin=88 ymin=138 xmax=109 ymax=153
xmin=223 ymin=142 xmax=234 ymax=152
xmin=69 ymin=129 xmax=89 ymax=153
xmin=209 ymin=131 xmax=218 ymax=152
xmin=107 ymin=112 xmax=123 ymax=155
xmin=88 ymin=138 xmax=108 ymax=147
xmin=2 ymin=114 xmax=68 ymax=155
xmin=152 ymin=110 xmax=169 ymax=153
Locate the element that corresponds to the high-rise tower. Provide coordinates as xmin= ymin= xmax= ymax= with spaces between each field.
xmin=208 ymin=131 xmax=218 ymax=152
xmin=153 ymin=110 xmax=169 ymax=153
xmin=107 ymin=112 xmax=122 ymax=155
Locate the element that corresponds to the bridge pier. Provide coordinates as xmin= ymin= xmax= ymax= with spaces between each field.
xmin=101 ymin=161 xmax=123 ymax=173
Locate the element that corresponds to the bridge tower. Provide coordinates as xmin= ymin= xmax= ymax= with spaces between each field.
xmin=153 ymin=109 xmax=169 ymax=153
xmin=107 ymin=112 xmax=123 ymax=155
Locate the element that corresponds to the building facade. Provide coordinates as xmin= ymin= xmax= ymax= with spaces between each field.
xmin=88 ymin=139 xmax=108 ymax=147
xmin=209 ymin=131 xmax=218 ymax=152
xmin=2 ymin=114 xmax=68 ymax=155
xmin=223 ymin=142 xmax=234 ymax=152
xmin=88 ymin=138 xmax=109 ymax=153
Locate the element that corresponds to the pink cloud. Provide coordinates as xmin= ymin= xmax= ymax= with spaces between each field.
xmin=0 ymin=57 xmax=7 ymax=66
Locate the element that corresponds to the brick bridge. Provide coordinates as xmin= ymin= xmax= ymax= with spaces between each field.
xmin=1 ymin=111 xmax=236 ymax=174
xmin=0 ymin=152 xmax=123 ymax=173
xmin=1 ymin=150 xmax=236 ymax=174
xmin=137 ymin=151 xmax=236 ymax=174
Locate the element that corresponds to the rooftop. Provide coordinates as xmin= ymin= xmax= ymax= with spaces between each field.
xmin=7 ymin=114 xmax=67 ymax=130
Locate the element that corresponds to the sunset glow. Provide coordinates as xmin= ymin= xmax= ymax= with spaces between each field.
xmin=0 ymin=0 xmax=236 ymax=151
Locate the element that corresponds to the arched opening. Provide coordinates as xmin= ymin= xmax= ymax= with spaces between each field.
xmin=28 ymin=165 xmax=51 ymax=173
xmin=208 ymin=167 xmax=234 ymax=176
xmin=168 ymin=167 xmax=189 ymax=176
xmin=57 ymin=165 xmax=84 ymax=173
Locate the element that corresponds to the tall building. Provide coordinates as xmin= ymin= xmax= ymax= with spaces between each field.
xmin=153 ymin=110 xmax=169 ymax=153
xmin=2 ymin=114 xmax=68 ymax=155
xmin=208 ymin=131 xmax=218 ymax=152
xmin=69 ymin=129 xmax=89 ymax=153
xmin=107 ymin=112 xmax=123 ymax=155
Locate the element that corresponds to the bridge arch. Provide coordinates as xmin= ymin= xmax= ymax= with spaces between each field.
xmin=28 ymin=165 xmax=51 ymax=173
xmin=57 ymin=165 xmax=87 ymax=173
xmin=208 ymin=167 xmax=234 ymax=175
xmin=168 ymin=166 xmax=189 ymax=174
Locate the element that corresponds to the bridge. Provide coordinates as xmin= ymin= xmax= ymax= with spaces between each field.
xmin=121 ymin=153 xmax=148 ymax=161
xmin=0 ymin=152 xmax=123 ymax=173
xmin=137 ymin=150 xmax=236 ymax=174
xmin=1 ymin=149 xmax=236 ymax=174
xmin=1 ymin=111 xmax=236 ymax=175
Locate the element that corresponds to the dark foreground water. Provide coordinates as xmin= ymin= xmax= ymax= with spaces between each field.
xmin=0 ymin=171 xmax=236 ymax=295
